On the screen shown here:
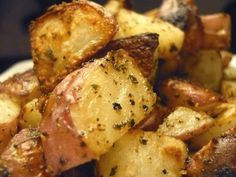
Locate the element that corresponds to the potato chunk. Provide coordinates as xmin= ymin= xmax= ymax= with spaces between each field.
xmin=0 ymin=129 xmax=50 ymax=177
xmin=115 ymin=9 xmax=184 ymax=59
xmin=187 ymin=132 xmax=236 ymax=177
xmin=30 ymin=1 xmax=118 ymax=92
xmin=157 ymin=107 xmax=214 ymax=141
xmin=0 ymin=93 xmax=20 ymax=154
xmin=98 ymin=130 xmax=187 ymax=177
xmin=40 ymin=50 xmax=156 ymax=174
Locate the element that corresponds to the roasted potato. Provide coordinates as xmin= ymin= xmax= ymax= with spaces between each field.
xmin=0 ymin=69 xmax=41 ymax=105
xmin=99 ymin=33 xmax=159 ymax=83
xmin=0 ymin=129 xmax=50 ymax=177
xmin=221 ymin=80 xmax=236 ymax=98
xmin=190 ymin=103 xmax=236 ymax=149
xmin=0 ymin=93 xmax=20 ymax=154
xmin=158 ymin=78 xmax=224 ymax=112
xmin=19 ymin=98 xmax=42 ymax=129
xmin=187 ymin=132 xmax=236 ymax=177
xmin=201 ymin=13 xmax=231 ymax=50
xmin=157 ymin=107 xmax=214 ymax=141
xmin=30 ymin=1 xmax=118 ymax=93
xmin=115 ymin=8 xmax=184 ymax=59
xmin=40 ymin=49 xmax=156 ymax=174
xmin=104 ymin=0 xmax=132 ymax=15
xmin=98 ymin=130 xmax=187 ymax=177
xmin=182 ymin=50 xmax=223 ymax=91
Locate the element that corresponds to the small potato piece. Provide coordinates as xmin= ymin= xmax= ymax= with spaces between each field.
xmin=182 ymin=50 xmax=223 ymax=91
xmin=19 ymin=98 xmax=42 ymax=129
xmin=187 ymin=133 xmax=236 ymax=177
xmin=115 ymin=9 xmax=184 ymax=59
xmin=30 ymin=1 xmax=118 ymax=93
xmin=0 ymin=129 xmax=50 ymax=177
xmin=41 ymin=50 xmax=156 ymax=174
xmin=99 ymin=33 xmax=159 ymax=83
xmin=158 ymin=78 xmax=224 ymax=111
xmin=0 ymin=70 xmax=41 ymax=105
xmin=157 ymin=107 xmax=214 ymax=141
xmin=98 ymin=130 xmax=187 ymax=177
xmin=201 ymin=13 xmax=231 ymax=50
xmin=0 ymin=93 xmax=20 ymax=154
xmin=221 ymin=80 xmax=236 ymax=98
xmin=104 ymin=0 xmax=132 ymax=15
xmin=190 ymin=103 xmax=236 ymax=149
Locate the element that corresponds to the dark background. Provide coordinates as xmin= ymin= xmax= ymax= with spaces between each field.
xmin=0 ymin=0 xmax=235 ymax=73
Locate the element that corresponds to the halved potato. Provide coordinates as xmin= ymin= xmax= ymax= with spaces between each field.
xmin=115 ymin=8 xmax=184 ymax=59
xmin=19 ymin=98 xmax=42 ymax=129
xmin=40 ymin=50 xmax=156 ymax=174
xmin=182 ymin=50 xmax=223 ymax=91
xmin=158 ymin=78 xmax=224 ymax=112
xmin=99 ymin=33 xmax=159 ymax=83
xmin=97 ymin=130 xmax=187 ymax=177
xmin=0 ymin=129 xmax=50 ymax=177
xmin=30 ymin=1 xmax=118 ymax=93
xmin=0 ymin=70 xmax=41 ymax=105
xmin=0 ymin=93 xmax=20 ymax=154
xmin=190 ymin=103 xmax=236 ymax=149
xmin=157 ymin=107 xmax=214 ymax=141
xmin=187 ymin=132 xmax=236 ymax=177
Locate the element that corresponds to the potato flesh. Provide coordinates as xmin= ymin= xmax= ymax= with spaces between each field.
xmin=115 ymin=9 xmax=184 ymax=59
xmin=41 ymin=50 xmax=156 ymax=174
xmin=0 ymin=93 xmax=20 ymax=153
xmin=98 ymin=130 xmax=187 ymax=177
xmin=157 ymin=107 xmax=214 ymax=141
xmin=30 ymin=1 xmax=118 ymax=92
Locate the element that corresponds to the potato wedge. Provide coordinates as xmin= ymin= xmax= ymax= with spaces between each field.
xmin=0 ymin=93 xmax=20 ymax=154
xmin=158 ymin=78 xmax=224 ymax=112
xmin=190 ymin=103 xmax=236 ymax=149
xmin=157 ymin=107 xmax=214 ymax=141
xmin=40 ymin=50 xmax=156 ymax=174
xmin=19 ymin=98 xmax=42 ymax=129
xmin=0 ymin=70 xmax=41 ymax=105
xmin=115 ymin=8 xmax=184 ymax=59
xmin=30 ymin=1 xmax=118 ymax=93
xmin=187 ymin=132 xmax=236 ymax=177
xmin=182 ymin=50 xmax=223 ymax=91
xmin=0 ymin=129 xmax=50 ymax=177
xmin=201 ymin=13 xmax=231 ymax=50
xmin=97 ymin=130 xmax=187 ymax=177
xmin=99 ymin=33 xmax=159 ymax=83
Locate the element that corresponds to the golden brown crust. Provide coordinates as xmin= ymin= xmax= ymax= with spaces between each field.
xmin=187 ymin=133 xmax=236 ymax=177
xmin=0 ymin=129 xmax=51 ymax=177
xmin=30 ymin=1 xmax=118 ymax=93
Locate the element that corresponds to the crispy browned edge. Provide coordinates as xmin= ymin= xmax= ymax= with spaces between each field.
xmin=30 ymin=1 xmax=118 ymax=93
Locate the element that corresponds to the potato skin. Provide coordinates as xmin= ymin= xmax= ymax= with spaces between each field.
xmin=0 ymin=70 xmax=41 ymax=105
xmin=187 ymin=133 xmax=236 ymax=177
xmin=0 ymin=129 xmax=50 ymax=177
xmin=158 ymin=78 xmax=224 ymax=111
xmin=30 ymin=1 xmax=118 ymax=93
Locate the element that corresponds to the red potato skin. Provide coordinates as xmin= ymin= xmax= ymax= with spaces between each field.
xmin=40 ymin=68 xmax=97 ymax=175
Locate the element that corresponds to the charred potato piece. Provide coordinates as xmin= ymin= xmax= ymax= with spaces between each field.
xmin=115 ymin=8 xmax=184 ymax=59
xmin=0 ymin=70 xmax=41 ymax=105
xmin=157 ymin=107 xmax=214 ymax=141
xmin=201 ymin=13 xmax=231 ymax=50
xmin=40 ymin=50 xmax=156 ymax=174
xmin=19 ymin=98 xmax=42 ymax=129
xmin=187 ymin=133 xmax=236 ymax=177
xmin=0 ymin=93 xmax=20 ymax=154
xmin=182 ymin=50 xmax=223 ymax=91
xmin=190 ymin=103 xmax=236 ymax=149
xmin=0 ymin=129 xmax=50 ymax=177
xmin=159 ymin=0 xmax=203 ymax=55
xmin=98 ymin=130 xmax=187 ymax=177
xmin=158 ymin=78 xmax=224 ymax=112
xmin=30 ymin=1 xmax=118 ymax=93
xmin=99 ymin=33 xmax=159 ymax=83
